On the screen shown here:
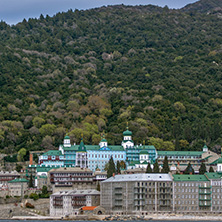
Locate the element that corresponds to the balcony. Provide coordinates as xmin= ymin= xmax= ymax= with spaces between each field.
xmin=199 ymin=203 xmax=211 ymax=207
xmin=199 ymin=198 xmax=211 ymax=201
xmin=199 ymin=192 xmax=211 ymax=195
xmin=199 ymin=186 xmax=211 ymax=189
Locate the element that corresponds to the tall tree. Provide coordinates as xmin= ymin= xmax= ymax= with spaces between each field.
xmin=162 ymin=156 xmax=170 ymax=173
xmin=146 ymin=163 xmax=152 ymax=173
xmin=184 ymin=162 xmax=194 ymax=175
xmin=29 ymin=173 xmax=34 ymax=188
xmin=107 ymin=156 xmax=116 ymax=178
xmin=153 ymin=161 xmax=159 ymax=173
xmin=199 ymin=162 xmax=207 ymax=174
xmin=116 ymin=160 xmax=121 ymax=174
xmin=209 ymin=166 xmax=214 ymax=173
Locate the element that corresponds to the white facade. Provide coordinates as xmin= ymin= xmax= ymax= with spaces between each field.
xmin=50 ymin=190 xmax=100 ymax=217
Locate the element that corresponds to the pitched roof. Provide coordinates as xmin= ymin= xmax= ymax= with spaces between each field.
xmin=36 ymin=166 xmax=59 ymax=172
xmin=102 ymin=173 xmax=172 ymax=183
xmin=173 ymin=174 xmax=209 ymax=182
xmin=205 ymin=172 xmax=222 ymax=180
xmin=8 ymin=178 xmax=29 ymax=183
xmin=158 ymin=151 xmax=203 ymax=156
xmin=49 ymin=167 xmax=92 ymax=173
xmin=42 ymin=150 xmax=62 ymax=156
xmin=86 ymin=145 xmax=124 ymax=151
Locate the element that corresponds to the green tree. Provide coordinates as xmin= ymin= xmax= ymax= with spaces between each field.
xmin=199 ymin=162 xmax=207 ymax=174
xmin=15 ymin=164 xmax=23 ymax=172
xmin=29 ymin=174 xmax=34 ymax=188
xmin=184 ymin=163 xmax=194 ymax=175
xmin=162 ymin=156 xmax=170 ymax=173
xmin=153 ymin=161 xmax=159 ymax=173
xmin=209 ymin=166 xmax=214 ymax=172
xmin=146 ymin=163 xmax=152 ymax=173
xmin=116 ymin=160 xmax=121 ymax=174
xmin=96 ymin=182 xmax=100 ymax=191
xmin=120 ymin=160 xmax=126 ymax=170
xmin=107 ymin=156 xmax=116 ymax=178
xmin=17 ymin=148 xmax=27 ymax=162
xmin=42 ymin=185 xmax=48 ymax=195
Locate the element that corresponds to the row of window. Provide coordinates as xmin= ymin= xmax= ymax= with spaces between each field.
xmin=88 ymin=154 xmax=124 ymax=159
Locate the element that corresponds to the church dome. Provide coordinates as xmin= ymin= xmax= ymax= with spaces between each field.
xmin=123 ymin=129 xmax=132 ymax=136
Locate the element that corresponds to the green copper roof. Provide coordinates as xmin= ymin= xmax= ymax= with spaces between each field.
xmin=86 ymin=145 xmax=124 ymax=151
xmin=100 ymin=138 xmax=107 ymax=142
xmin=203 ymin=144 xmax=208 ymax=149
xmin=217 ymin=157 xmax=222 ymax=164
xmin=36 ymin=166 xmax=59 ymax=172
xmin=123 ymin=129 xmax=132 ymax=136
xmin=78 ymin=138 xmax=86 ymax=152
xmin=62 ymin=145 xmax=79 ymax=151
xmin=205 ymin=173 xmax=222 ymax=180
xmin=8 ymin=178 xmax=29 ymax=183
xmin=158 ymin=151 xmax=203 ymax=156
xmin=173 ymin=175 xmax=209 ymax=182
xmin=141 ymin=160 xmax=148 ymax=165
xmin=42 ymin=150 xmax=63 ymax=156
xmin=140 ymin=150 xmax=149 ymax=154
xmin=64 ymin=135 xmax=70 ymax=139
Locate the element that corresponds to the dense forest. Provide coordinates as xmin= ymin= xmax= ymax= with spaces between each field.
xmin=0 ymin=0 xmax=222 ymax=155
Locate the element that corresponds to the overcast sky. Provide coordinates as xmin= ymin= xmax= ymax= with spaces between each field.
xmin=0 ymin=0 xmax=198 ymax=25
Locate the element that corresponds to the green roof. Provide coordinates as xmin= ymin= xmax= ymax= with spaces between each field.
xmin=122 ymin=140 xmax=134 ymax=143
xmin=158 ymin=151 xmax=203 ymax=156
xmin=205 ymin=172 xmax=222 ymax=180
xmin=123 ymin=129 xmax=132 ymax=136
xmin=218 ymin=157 xmax=222 ymax=164
xmin=42 ymin=150 xmax=62 ymax=156
xmin=64 ymin=135 xmax=70 ymax=139
xmin=78 ymin=138 xmax=86 ymax=152
xmin=63 ymin=145 xmax=79 ymax=151
xmin=140 ymin=150 xmax=149 ymax=154
xmin=100 ymin=138 xmax=107 ymax=142
xmin=203 ymin=144 xmax=208 ymax=149
xmin=86 ymin=145 xmax=124 ymax=151
xmin=141 ymin=161 xmax=148 ymax=165
xmin=36 ymin=166 xmax=59 ymax=172
xmin=8 ymin=178 xmax=29 ymax=183
xmin=201 ymin=155 xmax=212 ymax=160
xmin=173 ymin=174 xmax=209 ymax=182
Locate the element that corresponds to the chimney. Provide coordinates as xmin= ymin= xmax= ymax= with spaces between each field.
xmin=30 ymin=153 xmax=33 ymax=165
xmin=113 ymin=173 xmax=115 ymax=177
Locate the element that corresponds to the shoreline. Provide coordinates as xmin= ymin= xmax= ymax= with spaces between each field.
xmin=7 ymin=214 xmax=222 ymax=221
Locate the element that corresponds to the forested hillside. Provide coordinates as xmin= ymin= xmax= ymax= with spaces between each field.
xmin=0 ymin=0 xmax=222 ymax=155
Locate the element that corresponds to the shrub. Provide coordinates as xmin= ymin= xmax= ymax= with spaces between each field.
xmin=29 ymin=193 xmax=39 ymax=201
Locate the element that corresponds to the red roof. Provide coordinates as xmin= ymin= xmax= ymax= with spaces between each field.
xmin=81 ymin=206 xmax=97 ymax=211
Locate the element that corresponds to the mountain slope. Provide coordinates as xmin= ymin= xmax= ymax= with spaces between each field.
xmin=0 ymin=3 xmax=222 ymax=155
xmin=181 ymin=0 xmax=222 ymax=13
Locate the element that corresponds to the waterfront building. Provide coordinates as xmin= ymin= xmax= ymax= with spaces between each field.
xmin=50 ymin=189 xmax=100 ymax=217
xmin=101 ymin=173 xmax=173 ymax=215
xmin=172 ymin=174 xmax=211 ymax=212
